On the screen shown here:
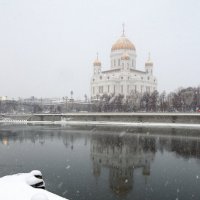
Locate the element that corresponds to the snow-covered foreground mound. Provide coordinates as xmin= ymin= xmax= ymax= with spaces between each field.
xmin=0 ymin=170 xmax=67 ymax=200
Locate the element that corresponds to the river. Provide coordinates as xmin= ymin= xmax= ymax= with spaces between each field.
xmin=0 ymin=125 xmax=199 ymax=200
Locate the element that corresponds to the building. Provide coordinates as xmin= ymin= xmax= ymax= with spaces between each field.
xmin=90 ymin=134 xmax=155 ymax=196
xmin=0 ymin=96 xmax=8 ymax=101
xmin=91 ymin=27 xmax=157 ymax=100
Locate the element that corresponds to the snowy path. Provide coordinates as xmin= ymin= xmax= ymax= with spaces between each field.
xmin=0 ymin=120 xmax=200 ymax=129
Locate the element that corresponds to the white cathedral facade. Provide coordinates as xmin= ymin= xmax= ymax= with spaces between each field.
xmin=90 ymin=28 xmax=157 ymax=100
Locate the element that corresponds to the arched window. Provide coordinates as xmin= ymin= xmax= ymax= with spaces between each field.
xmin=99 ymin=86 xmax=103 ymax=93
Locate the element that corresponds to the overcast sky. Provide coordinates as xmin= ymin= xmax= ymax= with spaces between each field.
xmin=0 ymin=0 xmax=200 ymax=99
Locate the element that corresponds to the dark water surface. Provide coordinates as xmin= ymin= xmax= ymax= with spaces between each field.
xmin=0 ymin=125 xmax=200 ymax=200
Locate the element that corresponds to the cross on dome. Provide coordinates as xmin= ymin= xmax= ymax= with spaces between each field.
xmin=93 ymin=52 xmax=101 ymax=66
xmin=111 ymin=24 xmax=135 ymax=51
xmin=147 ymin=52 xmax=153 ymax=63
xmin=148 ymin=52 xmax=151 ymax=61
xmin=122 ymin=23 xmax=125 ymax=36
xmin=145 ymin=52 xmax=153 ymax=66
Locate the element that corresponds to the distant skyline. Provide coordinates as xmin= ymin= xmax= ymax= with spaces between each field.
xmin=0 ymin=0 xmax=200 ymax=99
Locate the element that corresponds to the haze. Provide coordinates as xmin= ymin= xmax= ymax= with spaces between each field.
xmin=0 ymin=0 xmax=200 ymax=99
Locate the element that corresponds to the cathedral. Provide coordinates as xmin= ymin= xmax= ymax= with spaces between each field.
xmin=90 ymin=26 xmax=157 ymax=100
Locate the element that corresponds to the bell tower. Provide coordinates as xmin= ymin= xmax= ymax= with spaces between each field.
xmin=93 ymin=53 xmax=101 ymax=75
xmin=145 ymin=53 xmax=153 ymax=75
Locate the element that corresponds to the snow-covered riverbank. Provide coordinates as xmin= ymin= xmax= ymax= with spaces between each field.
xmin=0 ymin=171 xmax=67 ymax=200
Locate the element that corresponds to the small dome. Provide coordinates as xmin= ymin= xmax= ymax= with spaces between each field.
xmin=111 ymin=35 xmax=135 ymax=51
xmin=121 ymin=52 xmax=130 ymax=60
xmin=93 ymin=58 xmax=101 ymax=66
xmin=93 ymin=53 xmax=101 ymax=66
xmin=145 ymin=53 xmax=153 ymax=66
xmin=145 ymin=61 xmax=153 ymax=67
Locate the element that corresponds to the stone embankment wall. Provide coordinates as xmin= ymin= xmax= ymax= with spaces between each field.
xmin=26 ymin=113 xmax=200 ymax=124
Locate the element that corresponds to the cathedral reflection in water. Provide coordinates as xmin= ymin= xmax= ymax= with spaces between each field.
xmin=90 ymin=134 xmax=156 ymax=196
xmin=1 ymin=126 xmax=200 ymax=199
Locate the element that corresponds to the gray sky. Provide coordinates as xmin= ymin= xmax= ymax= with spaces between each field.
xmin=0 ymin=0 xmax=200 ymax=99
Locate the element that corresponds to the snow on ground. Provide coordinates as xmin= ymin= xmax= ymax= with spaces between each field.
xmin=20 ymin=120 xmax=200 ymax=129
xmin=54 ymin=120 xmax=200 ymax=129
xmin=0 ymin=119 xmax=200 ymax=129
xmin=0 ymin=171 xmax=67 ymax=200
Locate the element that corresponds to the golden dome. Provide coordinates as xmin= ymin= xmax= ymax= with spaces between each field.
xmin=93 ymin=53 xmax=101 ymax=66
xmin=93 ymin=59 xmax=101 ymax=66
xmin=111 ymin=35 xmax=135 ymax=51
xmin=121 ymin=52 xmax=130 ymax=60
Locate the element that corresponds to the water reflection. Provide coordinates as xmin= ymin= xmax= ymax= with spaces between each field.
xmin=91 ymin=134 xmax=155 ymax=196
xmin=0 ymin=126 xmax=87 ymax=148
xmin=0 ymin=125 xmax=200 ymax=200
xmin=2 ymin=136 xmax=9 ymax=145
